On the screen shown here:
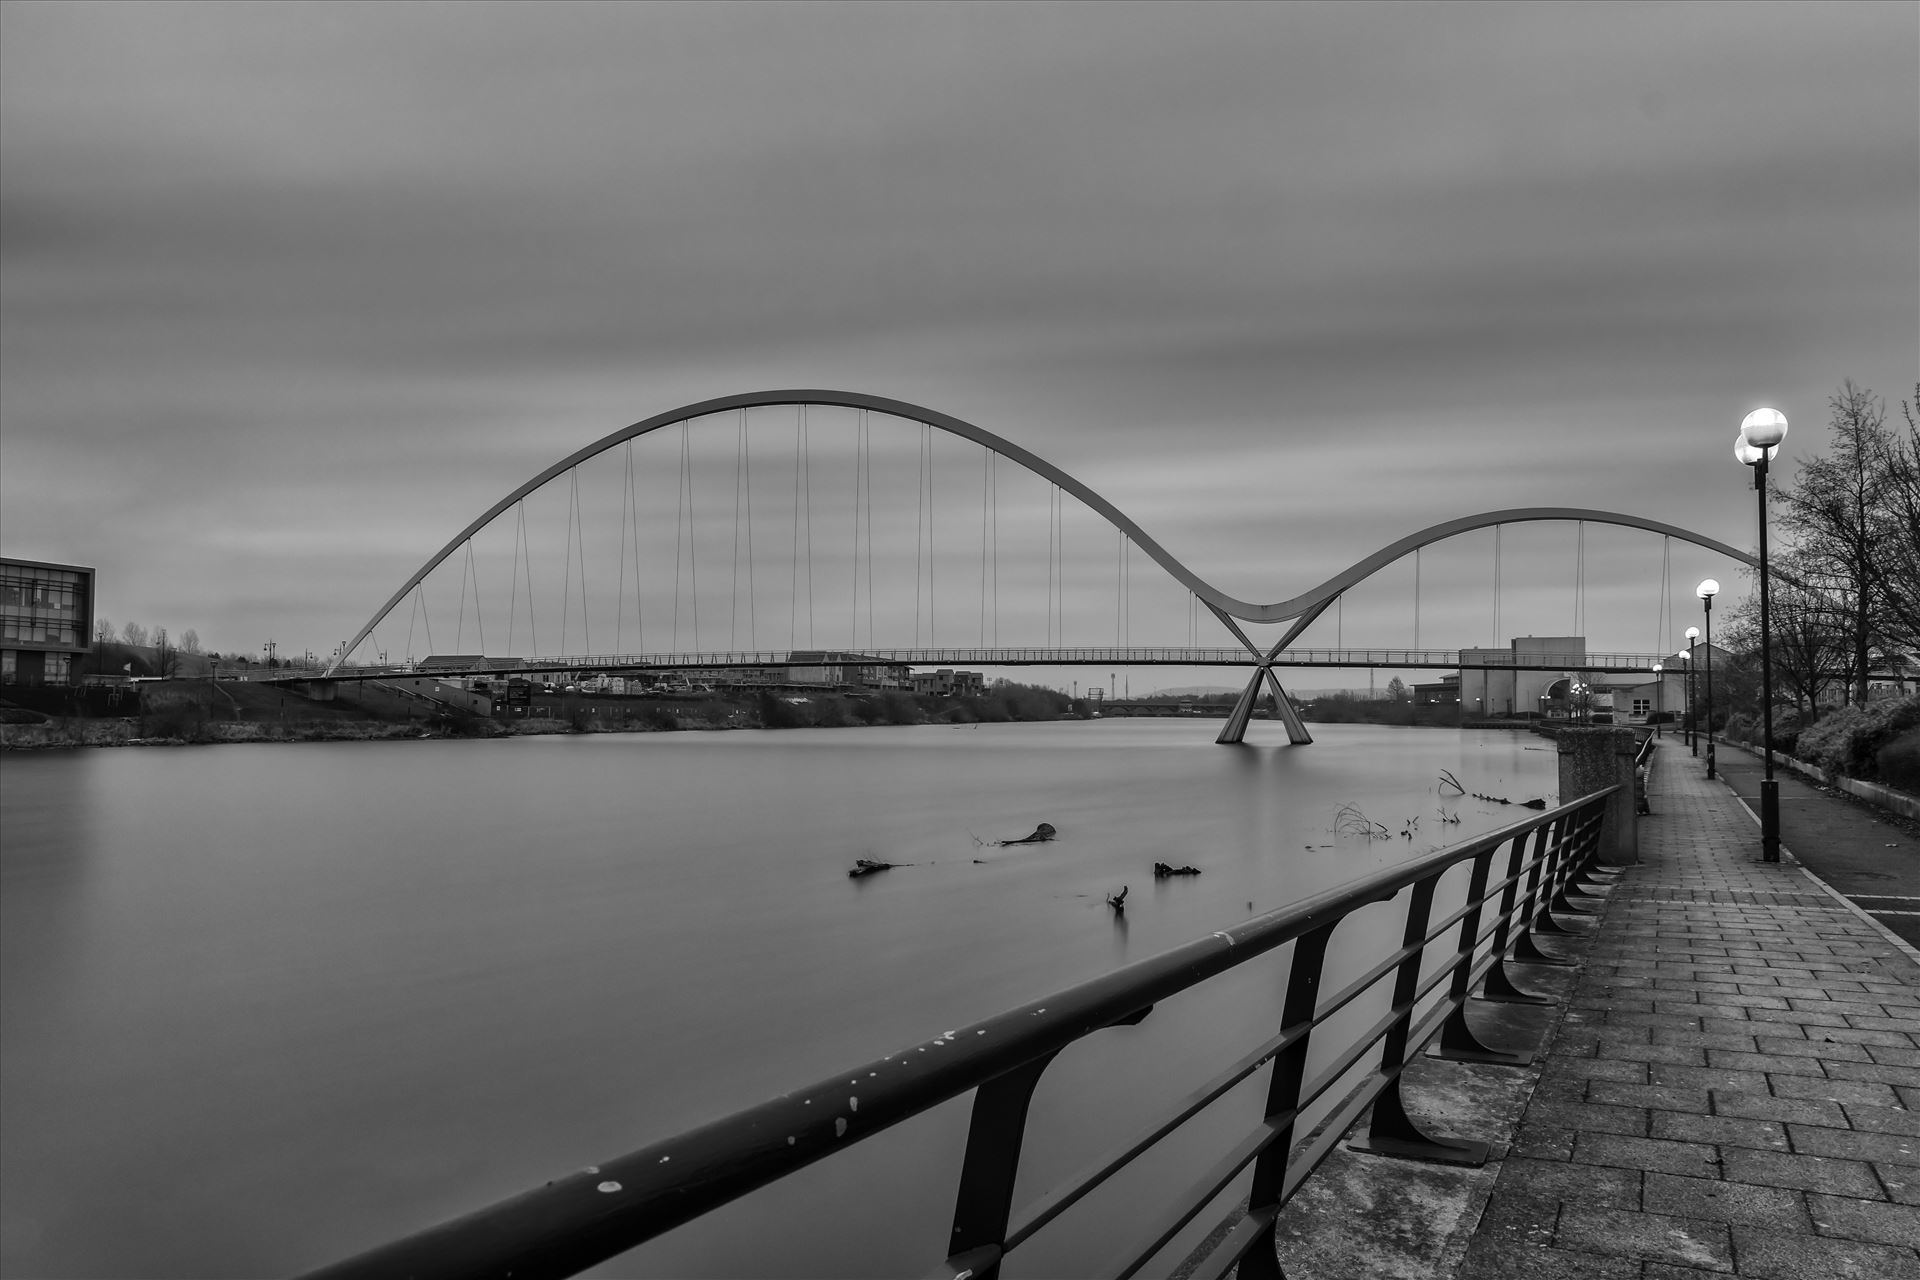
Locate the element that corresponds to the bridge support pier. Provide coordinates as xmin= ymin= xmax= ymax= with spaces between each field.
xmin=1215 ymin=666 xmax=1312 ymax=746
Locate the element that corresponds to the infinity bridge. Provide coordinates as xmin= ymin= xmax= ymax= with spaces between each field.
xmin=323 ymin=390 xmax=1765 ymax=742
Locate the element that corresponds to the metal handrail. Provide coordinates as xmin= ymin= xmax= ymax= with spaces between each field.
xmin=299 ymin=788 xmax=1619 ymax=1280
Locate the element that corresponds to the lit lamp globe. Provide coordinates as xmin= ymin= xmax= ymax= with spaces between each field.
xmin=1740 ymin=407 xmax=1788 ymax=453
xmin=1697 ymin=579 xmax=1719 ymax=600
xmin=1686 ymin=627 xmax=1699 ymax=644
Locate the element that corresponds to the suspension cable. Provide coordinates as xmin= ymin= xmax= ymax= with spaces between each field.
xmin=1574 ymin=520 xmax=1586 ymax=637
xmin=804 ymin=405 xmax=815 ymax=650
xmin=1658 ymin=536 xmax=1672 ymax=653
xmin=456 ymin=540 xmax=471 ymax=652
xmin=674 ymin=428 xmax=686 ymax=649
xmin=981 ymin=446 xmax=990 ymax=647
xmin=617 ymin=442 xmax=632 ymax=653
xmin=914 ymin=421 xmax=925 ymax=648
xmin=744 ymin=410 xmax=755 ymax=651
xmin=1493 ymin=524 xmax=1502 ymax=646
xmin=731 ymin=411 xmax=745 ymax=651
xmin=853 ymin=411 xmax=864 ymax=650
xmin=863 ymin=412 xmax=875 ymax=651
xmin=1414 ymin=546 xmax=1422 ymax=652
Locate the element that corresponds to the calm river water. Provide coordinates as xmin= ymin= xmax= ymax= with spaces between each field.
xmin=0 ymin=720 xmax=1557 ymax=1278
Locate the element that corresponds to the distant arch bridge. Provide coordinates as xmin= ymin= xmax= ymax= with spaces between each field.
xmin=322 ymin=390 xmax=1767 ymax=744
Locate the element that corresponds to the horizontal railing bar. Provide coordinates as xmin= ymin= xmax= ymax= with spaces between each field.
xmin=1182 ymin=1204 xmax=1280 ymax=1280
xmin=1104 ymin=1118 xmax=1290 ymax=1280
xmin=303 ymin=789 xmax=1617 ymax=1280
xmin=1003 ymin=1019 xmax=1307 ymax=1249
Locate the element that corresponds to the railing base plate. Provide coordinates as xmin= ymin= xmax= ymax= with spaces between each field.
xmin=1346 ymin=1133 xmax=1490 ymax=1167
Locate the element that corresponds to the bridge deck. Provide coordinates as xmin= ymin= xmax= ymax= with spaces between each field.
xmin=287 ymin=647 xmax=1674 ymax=683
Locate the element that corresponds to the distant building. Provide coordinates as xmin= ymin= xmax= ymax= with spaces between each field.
xmin=787 ymin=651 xmax=913 ymax=689
xmin=910 ymin=668 xmax=985 ymax=697
xmin=1455 ymin=634 xmax=1697 ymax=722
xmin=0 ymin=557 xmax=94 ymax=686
xmin=1413 ymin=674 xmax=1460 ymax=707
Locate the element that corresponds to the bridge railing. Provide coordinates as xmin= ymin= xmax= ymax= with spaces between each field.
xmin=300 ymin=788 xmax=1618 ymax=1280
xmin=290 ymin=647 xmax=1674 ymax=682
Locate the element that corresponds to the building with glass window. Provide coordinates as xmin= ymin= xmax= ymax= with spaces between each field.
xmin=1 ymin=558 xmax=95 ymax=685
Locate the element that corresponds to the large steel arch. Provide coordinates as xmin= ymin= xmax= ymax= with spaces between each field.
xmin=328 ymin=390 xmax=1766 ymax=674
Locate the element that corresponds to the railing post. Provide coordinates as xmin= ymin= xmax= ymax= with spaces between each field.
xmin=944 ymin=1051 xmax=1061 ymax=1279
xmin=1238 ymin=923 xmax=1337 ymax=1280
xmin=1434 ymin=850 xmax=1531 ymax=1065
xmin=1481 ymin=831 xmax=1555 ymax=1000
xmin=1348 ymin=877 xmax=1490 ymax=1166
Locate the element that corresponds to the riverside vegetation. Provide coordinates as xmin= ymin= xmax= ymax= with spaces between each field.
xmin=0 ymin=676 xmax=1080 ymax=749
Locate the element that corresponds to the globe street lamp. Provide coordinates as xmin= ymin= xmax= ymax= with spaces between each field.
xmin=1652 ymin=660 xmax=1664 ymax=736
xmin=1697 ymin=580 xmax=1720 ymax=779
xmin=1739 ymin=406 xmax=1789 ymax=862
xmin=1685 ymin=627 xmax=1701 ymax=753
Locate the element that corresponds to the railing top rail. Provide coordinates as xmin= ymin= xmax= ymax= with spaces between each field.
xmin=303 ymin=786 xmax=1618 ymax=1279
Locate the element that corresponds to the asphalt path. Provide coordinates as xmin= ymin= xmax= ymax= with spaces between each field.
xmin=1694 ymin=735 xmax=1920 ymax=947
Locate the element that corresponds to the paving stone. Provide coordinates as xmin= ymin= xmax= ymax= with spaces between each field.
xmin=1705 ymin=1048 xmax=1830 ymax=1076
xmin=1574 ymin=1132 xmax=1721 ymax=1177
xmin=1643 ymin=1171 xmax=1808 ymax=1229
xmin=1828 ymin=1058 xmax=1920 ymax=1089
xmin=1710 ymin=1090 xmax=1847 ymax=1128
xmin=1869 ymin=1045 xmax=1920 ymax=1068
xmin=1730 ymin=1224 xmax=1920 ymax=1278
xmin=1651 ymin=1110 xmax=1790 ymax=1152
xmin=1746 ymin=1004 xmax=1847 ymax=1029
xmin=1846 ymin=1104 xmax=1920 ymax=1138
xmin=1824 ymin=1025 xmax=1920 ymax=1049
xmin=1770 ymin=1073 xmax=1904 ymax=1108
xmin=1547 ymin=1056 xmax=1649 ymax=1085
xmin=1652 ymin=1028 xmax=1762 ymax=1052
xmin=1650 ymin=1063 xmax=1772 ymax=1094
xmin=1808 ymin=1192 xmax=1920 ymax=1247
xmin=1596 ymin=1038 xmax=1708 ymax=1066
xmin=1456 ymin=1236 xmax=1643 ymax=1279
xmin=1756 ymin=1033 xmax=1876 ymax=1061
xmin=1586 ymin=1080 xmax=1709 ymax=1112
xmin=1523 ymin=1098 xmax=1650 ymax=1138
xmin=1789 ymin=1123 xmax=1920 ymax=1167
xmin=1720 ymin=1146 xmax=1885 ymax=1198
xmin=1554 ymin=1204 xmax=1732 ymax=1269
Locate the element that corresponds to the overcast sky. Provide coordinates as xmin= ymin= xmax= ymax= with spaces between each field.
xmin=2 ymin=2 xmax=1915 ymax=685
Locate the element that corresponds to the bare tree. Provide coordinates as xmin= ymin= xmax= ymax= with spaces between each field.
xmin=1726 ymin=554 xmax=1851 ymax=718
xmin=121 ymin=621 xmax=147 ymax=647
xmin=180 ymin=628 xmax=202 ymax=655
xmin=1779 ymin=380 xmax=1890 ymax=704
xmin=1874 ymin=383 xmax=1920 ymax=659
xmin=152 ymin=627 xmax=178 ymax=679
xmin=94 ymin=616 xmax=115 ymax=643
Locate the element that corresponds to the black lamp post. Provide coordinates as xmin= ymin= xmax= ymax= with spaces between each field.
xmin=1698 ymin=580 xmax=1719 ymax=780
xmin=1685 ymin=627 xmax=1700 ymax=753
xmin=1739 ymin=407 xmax=1789 ymax=862
xmin=1652 ymin=660 xmax=1664 ymax=736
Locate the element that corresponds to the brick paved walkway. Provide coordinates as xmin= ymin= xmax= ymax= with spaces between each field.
xmin=1457 ymin=744 xmax=1920 ymax=1278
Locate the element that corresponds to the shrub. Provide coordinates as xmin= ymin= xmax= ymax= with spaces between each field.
xmin=1795 ymin=695 xmax=1920 ymax=782
xmin=1877 ymin=729 xmax=1920 ymax=796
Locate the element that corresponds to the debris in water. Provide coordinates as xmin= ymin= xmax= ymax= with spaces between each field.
xmin=982 ymin=821 xmax=1057 ymax=847
xmin=848 ymin=858 xmax=901 ymax=879
xmin=1106 ymin=885 xmax=1129 ymax=913
xmin=1153 ymin=861 xmax=1202 ymax=878
xmin=1438 ymin=770 xmax=1465 ymax=795
xmin=1334 ymin=804 xmax=1392 ymax=840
